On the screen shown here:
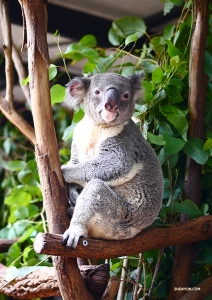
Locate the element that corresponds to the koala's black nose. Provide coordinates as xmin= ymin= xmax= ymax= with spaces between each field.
xmin=104 ymin=88 xmax=119 ymax=112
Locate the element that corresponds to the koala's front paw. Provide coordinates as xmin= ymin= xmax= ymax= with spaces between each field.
xmin=62 ymin=225 xmax=88 ymax=248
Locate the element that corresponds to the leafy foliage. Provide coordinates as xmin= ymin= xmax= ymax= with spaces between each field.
xmin=1 ymin=0 xmax=212 ymax=299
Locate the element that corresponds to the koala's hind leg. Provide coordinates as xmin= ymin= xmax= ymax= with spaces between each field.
xmin=62 ymin=179 xmax=135 ymax=248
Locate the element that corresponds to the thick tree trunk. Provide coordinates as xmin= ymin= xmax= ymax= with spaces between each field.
xmin=168 ymin=1 xmax=209 ymax=299
xmin=18 ymin=1 xmax=92 ymax=299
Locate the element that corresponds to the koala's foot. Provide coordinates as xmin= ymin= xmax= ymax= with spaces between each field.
xmin=62 ymin=225 xmax=88 ymax=248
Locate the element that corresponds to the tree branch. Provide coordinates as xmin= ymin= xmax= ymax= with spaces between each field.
xmin=34 ymin=216 xmax=212 ymax=259
xmin=0 ymin=263 xmax=109 ymax=299
xmin=0 ymin=0 xmax=13 ymax=105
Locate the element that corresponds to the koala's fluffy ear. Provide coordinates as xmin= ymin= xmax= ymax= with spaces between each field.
xmin=127 ymin=71 xmax=145 ymax=102
xmin=62 ymin=77 xmax=91 ymax=110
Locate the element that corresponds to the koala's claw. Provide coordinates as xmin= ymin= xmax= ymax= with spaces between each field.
xmin=62 ymin=226 xmax=87 ymax=248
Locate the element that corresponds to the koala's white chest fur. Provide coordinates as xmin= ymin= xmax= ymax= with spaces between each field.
xmin=73 ymin=116 xmax=128 ymax=163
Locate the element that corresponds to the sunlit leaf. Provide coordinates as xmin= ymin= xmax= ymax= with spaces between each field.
xmin=79 ymin=34 xmax=97 ymax=48
xmin=48 ymin=64 xmax=57 ymax=81
xmin=50 ymin=84 xmax=66 ymax=105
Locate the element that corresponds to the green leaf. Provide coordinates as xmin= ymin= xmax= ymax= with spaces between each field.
xmin=160 ymin=104 xmax=188 ymax=139
xmin=28 ymin=204 xmax=39 ymax=218
xmin=165 ymin=40 xmax=181 ymax=57
xmin=163 ymin=24 xmax=175 ymax=40
xmin=48 ymin=64 xmax=57 ymax=81
xmin=204 ymin=138 xmax=212 ymax=151
xmin=148 ymin=132 xmax=165 ymax=145
xmin=112 ymin=16 xmax=146 ymax=39
xmin=79 ymin=34 xmax=97 ymax=48
xmin=108 ymin=27 xmax=123 ymax=46
xmin=63 ymin=43 xmax=99 ymax=64
xmin=0 ymin=227 xmax=16 ymax=239
xmin=163 ymin=133 xmax=186 ymax=155
xmin=22 ymin=76 xmax=29 ymax=86
xmin=62 ymin=123 xmax=76 ymax=141
xmin=50 ymin=84 xmax=66 ymax=105
xmin=83 ymin=62 xmax=96 ymax=74
xmin=171 ymin=0 xmax=184 ymax=6
xmin=170 ymin=55 xmax=181 ymax=68
xmin=168 ymin=78 xmax=184 ymax=86
xmin=165 ymin=85 xmax=183 ymax=103
xmin=159 ymin=121 xmax=174 ymax=135
xmin=204 ymin=52 xmax=212 ymax=79
xmin=152 ymin=67 xmax=164 ymax=83
xmin=8 ymin=243 xmax=21 ymax=259
xmin=183 ymin=137 xmax=209 ymax=164
xmin=163 ymin=1 xmax=174 ymax=15
xmin=125 ymin=32 xmax=138 ymax=46
xmin=18 ymin=170 xmax=37 ymax=185
xmin=6 ymin=160 xmax=27 ymax=171
xmin=174 ymin=199 xmax=203 ymax=218
xmin=73 ymin=108 xmax=84 ymax=123
xmin=5 ymin=188 xmax=31 ymax=206
xmin=15 ymin=206 xmax=29 ymax=219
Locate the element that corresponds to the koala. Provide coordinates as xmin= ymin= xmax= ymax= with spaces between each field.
xmin=61 ymin=71 xmax=163 ymax=248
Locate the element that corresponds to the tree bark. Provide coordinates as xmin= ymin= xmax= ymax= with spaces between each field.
xmin=0 ymin=263 xmax=109 ymax=299
xmin=34 ymin=216 xmax=212 ymax=259
xmin=18 ymin=1 xmax=92 ymax=299
xmin=168 ymin=1 xmax=209 ymax=299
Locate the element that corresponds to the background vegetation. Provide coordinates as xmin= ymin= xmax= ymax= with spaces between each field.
xmin=0 ymin=0 xmax=212 ymax=299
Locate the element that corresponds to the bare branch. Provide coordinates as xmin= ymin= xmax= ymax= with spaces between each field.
xmin=117 ymin=257 xmax=129 ymax=300
xmin=0 ymin=263 xmax=109 ymax=299
xmin=0 ymin=0 xmax=14 ymax=105
xmin=34 ymin=216 xmax=212 ymax=259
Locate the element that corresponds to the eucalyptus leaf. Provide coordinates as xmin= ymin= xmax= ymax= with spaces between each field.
xmin=163 ymin=133 xmax=186 ymax=155
xmin=48 ymin=64 xmax=57 ymax=81
xmin=50 ymin=84 xmax=66 ymax=105
xmin=125 ymin=32 xmax=138 ymax=45
xmin=79 ymin=34 xmax=97 ymax=48
xmin=63 ymin=43 xmax=98 ymax=64
xmin=182 ymin=137 xmax=209 ymax=164
xmin=174 ymin=199 xmax=203 ymax=218
xmin=152 ymin=67 xmax=164 ymax=83
xmin=148 ymin=132 xmax=165 ymax=145
xmin=112 ymin=16 xmax=146 ymax=39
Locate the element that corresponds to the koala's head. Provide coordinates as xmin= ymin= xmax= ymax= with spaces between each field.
xmin=62 ymin=71 xmax=144 ymax=126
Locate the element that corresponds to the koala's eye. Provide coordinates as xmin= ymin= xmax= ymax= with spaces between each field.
xmin=94 ymin=90 xmax=100 ymax=95
xmin=123 ymin=93 xmax=129 ymax=99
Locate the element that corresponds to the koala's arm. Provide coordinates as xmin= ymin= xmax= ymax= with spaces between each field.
xmin=62 ymin=140 xmax=142 ymax=187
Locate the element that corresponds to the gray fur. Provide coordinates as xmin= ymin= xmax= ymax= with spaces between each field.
xmin=61 ymin=71 xmax=163 ymax=248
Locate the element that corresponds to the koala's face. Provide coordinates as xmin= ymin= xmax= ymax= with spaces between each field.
xmin=84 ymin=73 xmax=143 ymax=126
xmin=63 ymin=71 xmax=144 ymax=127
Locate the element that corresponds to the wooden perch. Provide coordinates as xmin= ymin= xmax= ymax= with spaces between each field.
xmin=0 ymin=263 xmax=109 ymax=299
xmin=34 ymin=215 xmax=212 ymax=259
